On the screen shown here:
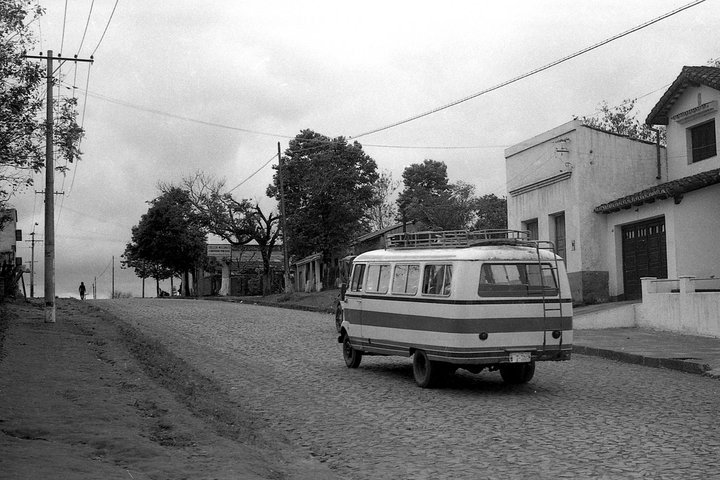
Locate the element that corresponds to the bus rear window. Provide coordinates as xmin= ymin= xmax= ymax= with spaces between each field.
xmin=478 ymin=263 xmax=557 ymax=297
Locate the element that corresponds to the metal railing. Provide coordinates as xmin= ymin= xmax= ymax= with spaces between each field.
xmin=386 ymin=229 xmax=532 ymax=249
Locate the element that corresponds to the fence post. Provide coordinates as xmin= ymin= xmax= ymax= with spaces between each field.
xmin=679 ymin=275 xmax=696 ymax=295
xmin=640 ymin=277 xmax=657 ymax=300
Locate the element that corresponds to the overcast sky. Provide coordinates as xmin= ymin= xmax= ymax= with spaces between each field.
xmin=10 ymin=0 xmax=718 ymax=298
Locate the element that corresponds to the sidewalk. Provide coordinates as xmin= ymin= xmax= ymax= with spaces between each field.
xmin=573 ymin=306 xmax=720 ymax=380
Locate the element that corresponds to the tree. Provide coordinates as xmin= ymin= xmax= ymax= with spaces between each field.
xmin=366 ymin=169 xmax=399 ymax=231
xmin=1 ymin=0 xmax=84 ymax=225
xmin=578 ymin=98 xmax=665 ymax=145
xmin=267 ymin=130 xmax=379 ymax=277
xmin=473 ymin=194 xmax=508 ymax=230
xmin=123 ymin=188 xmax=206 ymax=296
xmin=397 ymin=160 xmax=479 ymax=230
xmin=178 ymin=173 xmax=281 ymax=296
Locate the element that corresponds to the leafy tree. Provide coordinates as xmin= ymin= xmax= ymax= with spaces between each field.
xmin=578 ymin=98 xmax=665 ymax=145
xmin=178 ymin=173 xmax=281 ymax=295
xmin=123 ymin=188 xmax=206 ymax=296
xmin=267 ymin=129 xmax=379 ymax=273
xmin=473 ymin=194 xmax=508 ymax=230
xmin=366 ymin=169 xmax=399 ymax=231
xmin=1 ymin=0 xmax=84 ymax=225
xmin=397 ymin=160 xmax=479 ymax=230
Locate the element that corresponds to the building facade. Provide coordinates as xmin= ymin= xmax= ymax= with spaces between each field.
xmin=505 ymin=66 xmax=720 ymax=304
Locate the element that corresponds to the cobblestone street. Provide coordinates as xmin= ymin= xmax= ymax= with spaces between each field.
xmin=95 ymin=299 xmax=720 ymax=480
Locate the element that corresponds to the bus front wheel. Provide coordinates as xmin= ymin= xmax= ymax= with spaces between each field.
xmin=499 ymin=361 xmax=535 ymax=384
xmin=343 ymin=335 xmax=362 ymax=368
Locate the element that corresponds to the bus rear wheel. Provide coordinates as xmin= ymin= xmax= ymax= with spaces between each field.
xmin=499 ymin=361 xmax=535 ymax=384
xmin=412 ymin=350 xmax=443 ymax=388
xmin=343 ymin=335 xmax=362 ymax=368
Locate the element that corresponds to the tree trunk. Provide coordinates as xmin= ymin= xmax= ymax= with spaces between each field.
xmin=219 ymin=261 xmax=231 ymax=296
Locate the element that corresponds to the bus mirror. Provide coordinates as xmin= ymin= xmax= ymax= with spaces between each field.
xmin=340 ymin=282 xmax=348 ymax=300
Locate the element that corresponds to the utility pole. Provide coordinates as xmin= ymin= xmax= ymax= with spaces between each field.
xmin=27 ymin=228 xmax=42 ymax=298
xmin=277 ymin=142 xmax=292 ymax=293
xmin=23 ymin=51 xmax=93 ymax=322
xmin=111 ymin=255 xmax=115 ymax=299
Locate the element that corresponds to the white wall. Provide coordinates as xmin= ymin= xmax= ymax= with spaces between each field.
xmin=665 ymin=85 xmax=720 ymax=181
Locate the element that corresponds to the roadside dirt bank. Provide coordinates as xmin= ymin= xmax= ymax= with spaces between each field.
xmin=0 ymin=298 xmax=339 ymax=480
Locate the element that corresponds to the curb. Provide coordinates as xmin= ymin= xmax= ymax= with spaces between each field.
xmin=573 ymin=345 xmax=714 ymax=377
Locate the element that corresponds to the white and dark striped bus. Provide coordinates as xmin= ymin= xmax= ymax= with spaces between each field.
xmin=337 ymin=230 xmax=573 ymax=388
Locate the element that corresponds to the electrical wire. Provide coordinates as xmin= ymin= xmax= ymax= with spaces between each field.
xmin=91 ymin=0 xmax=119 ymax=57
xmin=228 ymin=153 xmax=279 ymax=193
xmin=77 ymin=0 xmax=96 ymax=54
xmin=350 ymin=0 xmax=708 ymax=139
xmin=60 ymin=0 xmax=68 ymax=54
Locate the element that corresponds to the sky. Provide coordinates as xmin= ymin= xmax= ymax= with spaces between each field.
xmin=8 ymin=0 xmax=719 ymax=299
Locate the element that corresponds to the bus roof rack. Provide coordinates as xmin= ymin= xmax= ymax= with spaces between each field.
xmin=386 ymin=229 xmax=536 ymax=249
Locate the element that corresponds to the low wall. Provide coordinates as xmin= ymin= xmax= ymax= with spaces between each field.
xmin=635 ymin=276 xmax=720 ymax=338
xmin=574 ymin=303 xmax=636 ymax=329
xmin=635 ymin=277 xmax=720 ymax=338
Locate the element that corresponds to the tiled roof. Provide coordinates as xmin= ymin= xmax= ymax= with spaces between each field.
xmin=646 ymin=66 xmax=720 ymax=125
xmin=594 ymin=168 xmax=720 ymax=214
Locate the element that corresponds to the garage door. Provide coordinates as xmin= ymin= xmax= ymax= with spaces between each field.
xmin=622 ymin=217 xmax=667 ymax=299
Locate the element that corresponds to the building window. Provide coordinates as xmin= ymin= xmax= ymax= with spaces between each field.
xmin=523 ymin=219 xmax=538 ymax=240
xmin=551 ymin=212 xmax=566 ymax=261
xmin=690 ymin=120 xmax=716 ymax=163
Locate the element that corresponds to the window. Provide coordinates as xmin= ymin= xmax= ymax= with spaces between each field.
xmin=422 ymin=264 xmax=452 ymax=296
xmin=552 ymin=213 xmax=566 ymax=261
xmin=392 ymin=264 xmax=420 ymax=295
xmin=365 ymin=264 xmax=391 ymax=294
xmin=350 ymin=264 xmax=365 ymax=292
xmin=523 ymin=219 xmax=538 ymax=240
xmin=478 ymin=263 xmax=558 ymax=297
xmin=690 ymin=120 xmax=716 ymax=163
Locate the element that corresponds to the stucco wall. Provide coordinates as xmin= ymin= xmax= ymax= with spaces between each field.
xmin=672 ymin=184 xmax=720 ymax=278
xmin=665 ymin=85 xmax=720 ymax=181
xmin=506 ymin=121 xmax=665 ymax=303
xmin=636 ymin=292 xmax=720 ymax=338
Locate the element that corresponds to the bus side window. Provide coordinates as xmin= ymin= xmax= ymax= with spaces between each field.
xmin=392 ymin=264 xmax=420 ymax=295
xmin=366 ymin=264 xmax=391 ymax=294
xmin=422 ymin=264 xmax=452 ymax=296
xmin=350 ymin=264 xmax=366 ymax=292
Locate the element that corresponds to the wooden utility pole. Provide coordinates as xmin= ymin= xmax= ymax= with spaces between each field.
xmin=23 ymin=51 xmax=93 ymax=321
xmin=277 ymin=142 xmax=292 ymax=292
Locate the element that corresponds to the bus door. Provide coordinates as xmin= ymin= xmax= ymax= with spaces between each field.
xmin=344 ymin=263 xmax=366 ymax=337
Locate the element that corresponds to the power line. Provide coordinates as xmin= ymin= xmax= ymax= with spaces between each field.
xmin=77 ymin=0 xmax=96 ymax=54
xmin=228 ymin=153 xmax=279 ymax=193
xmin=91 ymin=0 xmax=120 ymax=57
xmin=350 ymin=0 xmax=708 ymax=139
xmin=60 ymin=0 xmax=68 ymax=54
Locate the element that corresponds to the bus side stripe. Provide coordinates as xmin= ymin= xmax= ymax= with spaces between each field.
xmin=358 ymin=312 xmax=572 ymax=333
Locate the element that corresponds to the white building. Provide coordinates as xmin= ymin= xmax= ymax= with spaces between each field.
xmin=506 ymin=65 xmax=720 ymax=304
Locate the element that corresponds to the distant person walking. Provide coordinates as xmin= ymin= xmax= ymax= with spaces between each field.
xmin=79 ymin=282 xmax=86 ymax=300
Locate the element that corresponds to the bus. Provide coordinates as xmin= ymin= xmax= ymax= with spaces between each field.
xmin=337 ymin=230 xmax=572 ymax=388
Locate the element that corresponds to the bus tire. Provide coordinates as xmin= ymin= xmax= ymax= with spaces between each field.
xmin=335 ymin=305 xmax=344 ymax=333
xmin=499 ymin=361 xmax=535 ymax=384
xmin=343 ymin=335 xmax=362 ymax=368
xmin=413 ymin=350 xmax=441 ymax=388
